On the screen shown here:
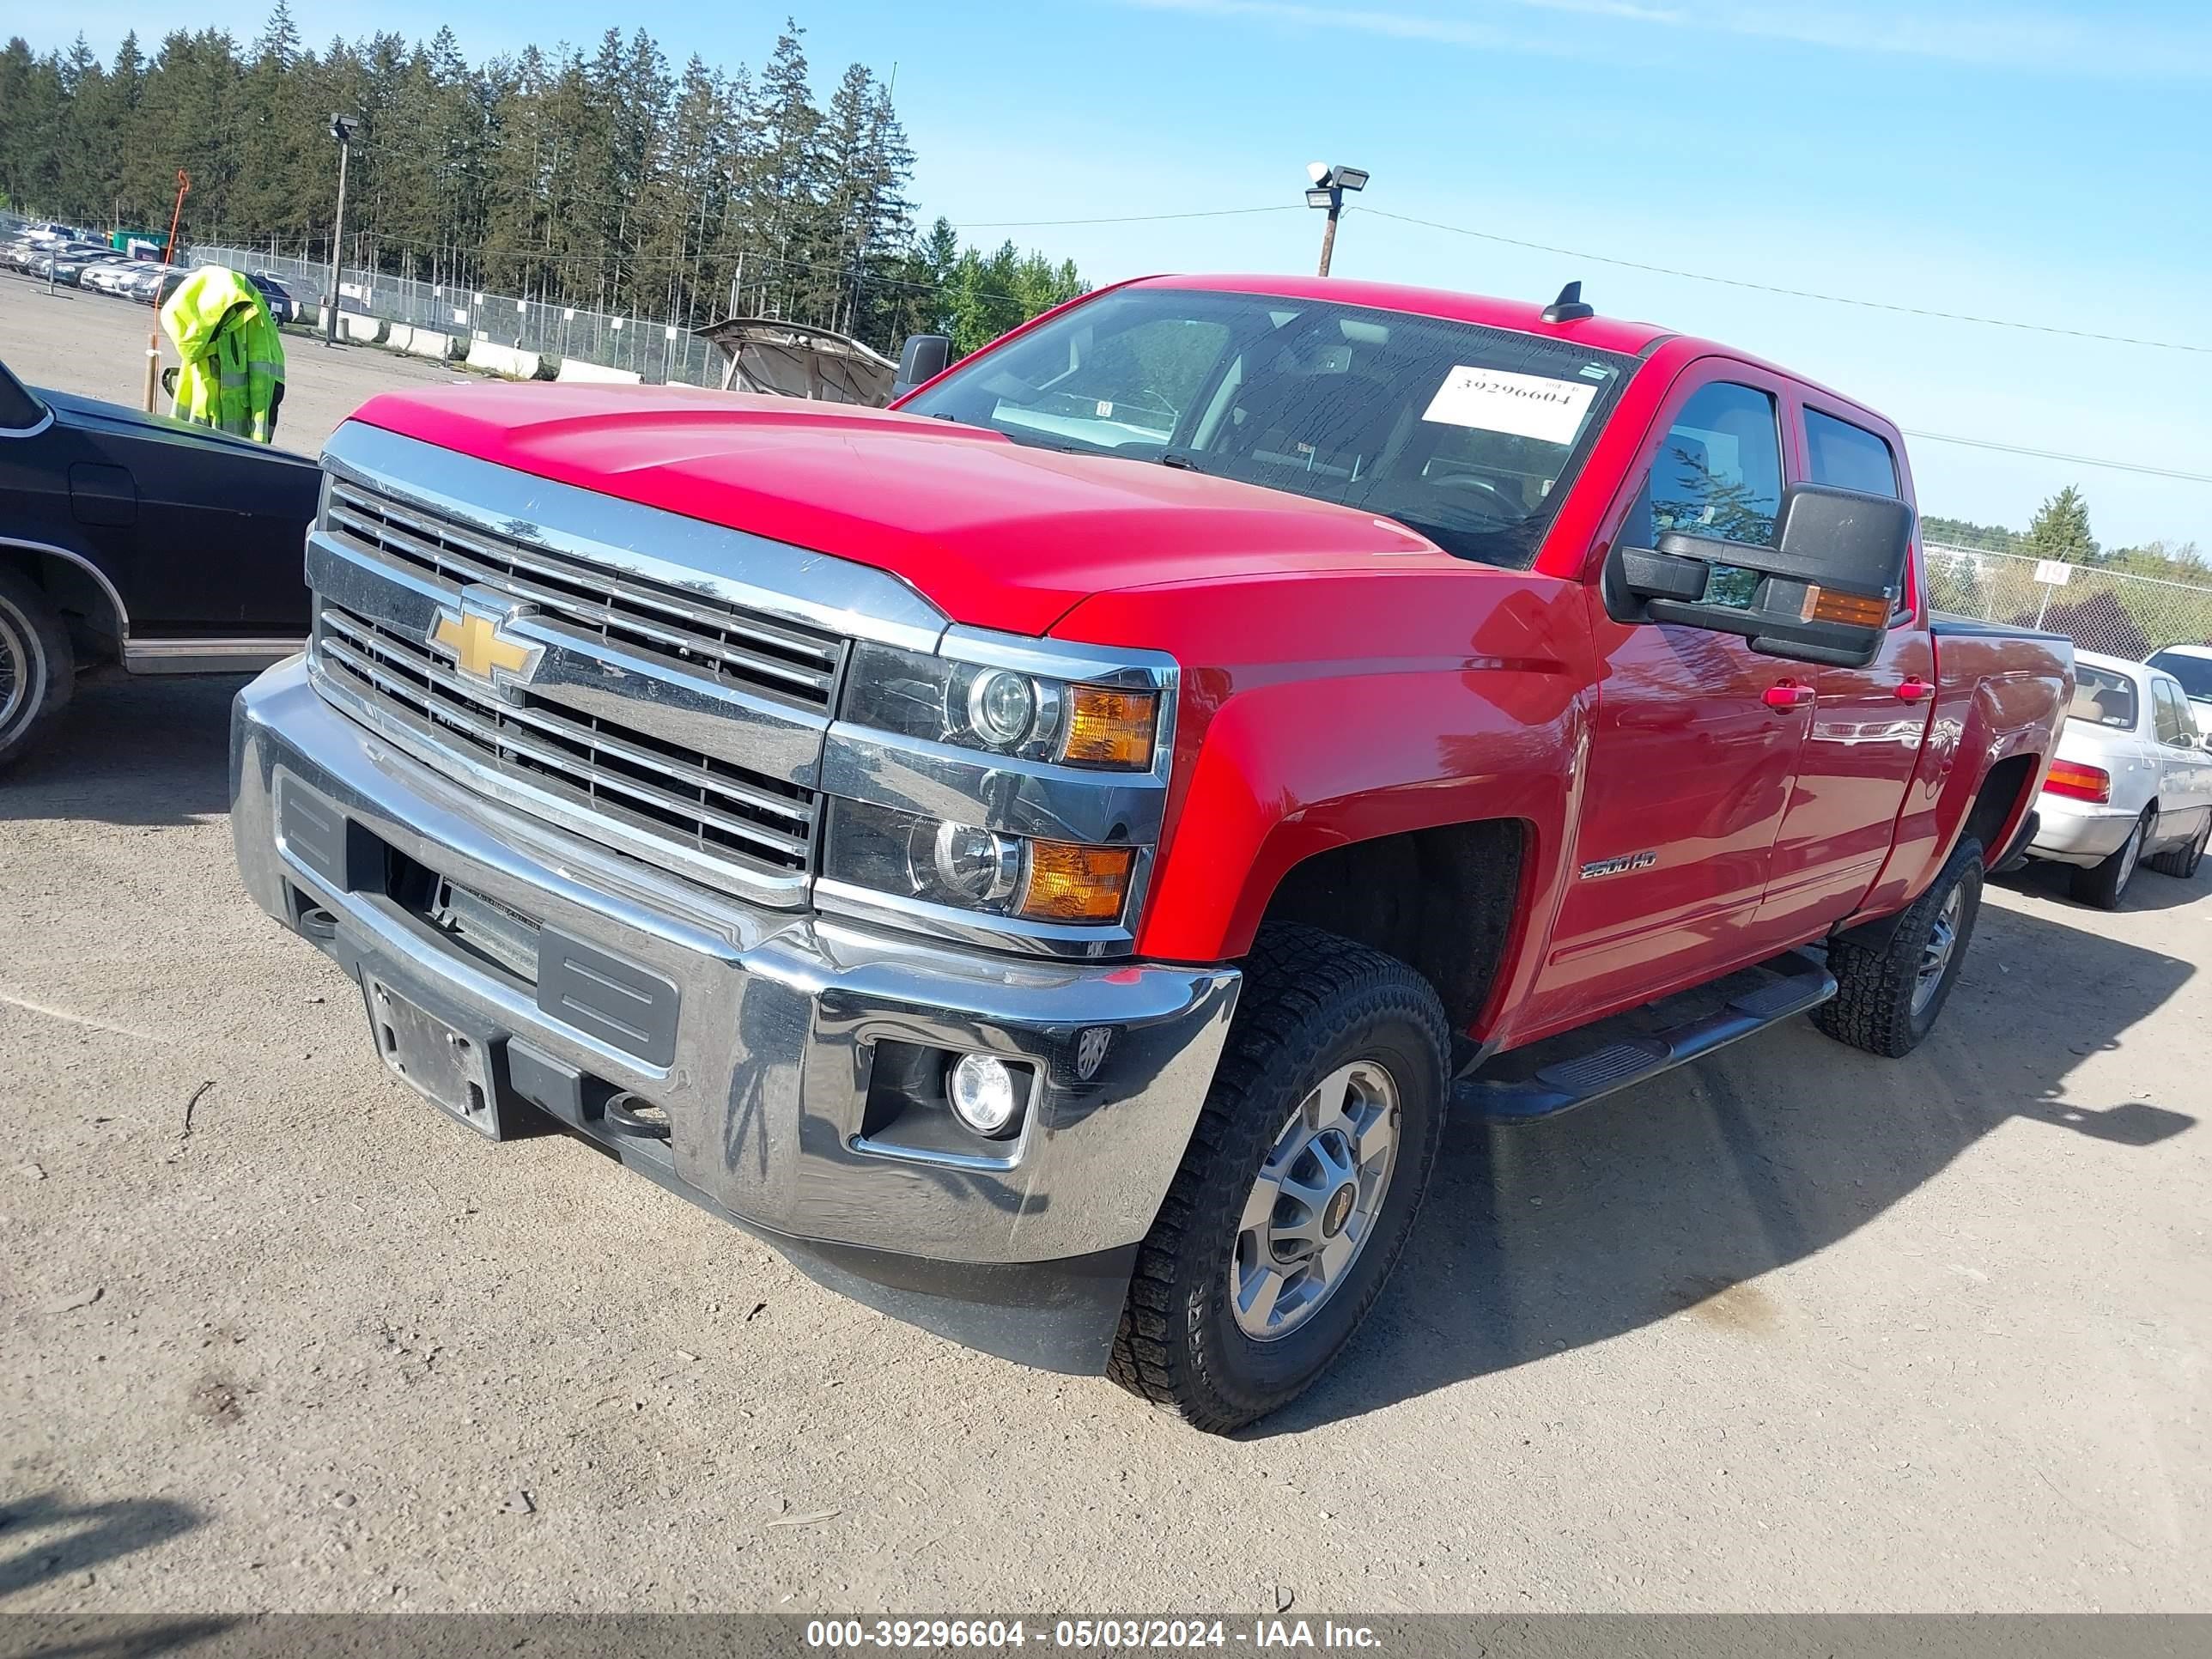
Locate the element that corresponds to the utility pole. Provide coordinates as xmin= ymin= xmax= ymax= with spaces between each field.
xmin=1304 ymin=162 xmax=1370 ymax=277
xmin=324 ymin=113 xmax=360 ymax=347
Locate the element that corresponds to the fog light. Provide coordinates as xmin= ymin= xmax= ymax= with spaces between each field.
xmin=947 ymin=1053 xmax=1023 ymax=1138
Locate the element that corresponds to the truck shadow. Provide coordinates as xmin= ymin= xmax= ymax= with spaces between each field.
xmin=0 ymin=673 xmax=245 ymax=828
xmin=1257 ymin=890 xmax=2197 ymax=1436
xmin=0 ymin=1488 xmax=203 ymax=1600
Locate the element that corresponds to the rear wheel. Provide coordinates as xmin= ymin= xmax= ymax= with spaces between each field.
xmin=2147 ymin=814 xmax=2209 ymax=880
xmin=2071 ymin=809 xmax=2152 ymax=909
xmin=1815 ymin=836 xmax=1984 ymax=1059
xmin=1109 ymin=924 xmax=1448 ymax=1434
xmin=0 ymin=568 xmax=75 ymax=774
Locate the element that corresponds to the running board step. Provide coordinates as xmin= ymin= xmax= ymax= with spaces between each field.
xmin=1455 ymin=953 xmax=1838 ymax=1124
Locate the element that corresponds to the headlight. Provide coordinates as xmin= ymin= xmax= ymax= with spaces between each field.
xmin=842 ymin=643 xmax=1157 ymax=770
xmin=825 ymin=799 xmax=1136 ymax=925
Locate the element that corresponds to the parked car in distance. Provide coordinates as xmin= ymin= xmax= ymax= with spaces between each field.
xmin=246 ymin=270 xmax=302 ymax=325
xmin=2027 ymin=648 xmax=2212 ymax=904
xmin=0 ymin=357 xmax=319 ymax=771
xmin=2146 ymin=644 xmax=2212 ymax=738
xmin=231 ymin=273 xmax=2075 ymax=1432
xmin=79 ymin=260 xmax=146 ymax=298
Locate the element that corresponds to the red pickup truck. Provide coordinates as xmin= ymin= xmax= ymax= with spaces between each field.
xmin=230 ymin=274 xmax=2070 ymax=1431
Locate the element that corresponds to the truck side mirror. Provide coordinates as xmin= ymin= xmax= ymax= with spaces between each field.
xmin=890 ymin=334 xmax=952 ymax=402
xmin=1603 ymin=483 xmax=1914 ymax=669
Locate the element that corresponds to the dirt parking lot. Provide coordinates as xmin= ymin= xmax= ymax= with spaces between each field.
xmin=3 ymin=277 xmax=2210 ymax=1617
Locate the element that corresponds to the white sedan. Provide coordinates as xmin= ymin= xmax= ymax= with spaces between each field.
xmin=2027 ymin=648 xmax=2212 ymax=907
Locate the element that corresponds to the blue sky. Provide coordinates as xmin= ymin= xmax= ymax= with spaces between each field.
xmin=42 ymin=0 xmax=2212 ymax=549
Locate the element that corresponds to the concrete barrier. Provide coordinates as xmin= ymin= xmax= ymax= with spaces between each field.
xmin=464 ymin=340 xmax=544 ymax=380
xmin=553 ymin=358 xmax=643 ymax=385
xmin=315 ymin=307 xmax=386 ymax=345
xmin=394 ymin=327 xmax=456 ymax=361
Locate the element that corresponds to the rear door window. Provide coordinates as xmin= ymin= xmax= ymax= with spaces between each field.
xmin=1804 ymin=409 xmax=1899 ymax=496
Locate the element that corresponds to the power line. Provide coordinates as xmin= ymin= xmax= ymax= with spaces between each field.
xmin=950 ymin=205 xmax=1297 ymax=228
xmin=1354 ymin=205 xmax=2212 ymax=357
xmin=1904 ymin=430 xmax=2212 ymax=487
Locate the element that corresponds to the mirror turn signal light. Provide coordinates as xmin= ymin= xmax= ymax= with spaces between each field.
xmin=1019 ymin=841 xmax=1136 ymax=922
xmin=2043 ymin=759 xmax=2112 ymax=804
xmin=1060 ymin=687 xmax=1158 ymax=769
xmin=1802 ymin=586 xmax=1893 ymax=628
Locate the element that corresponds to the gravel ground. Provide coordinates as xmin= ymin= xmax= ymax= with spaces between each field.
xmin=3 ymin=279 xmax=2210 ymax=1618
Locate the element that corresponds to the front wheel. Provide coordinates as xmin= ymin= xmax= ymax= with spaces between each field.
xmin=0 ymin=568 xmax=75 ymax=774
xmin=1815 ymin=836 xmax=1984 ymax=1059
xmin=1109 ymin=924 xmax=1448 ymax=1434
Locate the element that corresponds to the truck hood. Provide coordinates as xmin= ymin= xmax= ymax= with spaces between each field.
xmin=349 ymin=384 xmax=1450 ymax=636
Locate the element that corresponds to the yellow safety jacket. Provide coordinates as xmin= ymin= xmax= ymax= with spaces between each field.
xmin=161 ymin=267 xmax=286 ymax=442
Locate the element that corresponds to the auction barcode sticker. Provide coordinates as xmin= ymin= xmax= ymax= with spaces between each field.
xmin=1421 ymin=366 xmax=1595 ymax=444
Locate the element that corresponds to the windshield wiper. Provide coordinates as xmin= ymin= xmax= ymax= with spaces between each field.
xmin=1158 ymin=450 xmax=1200 ymax=471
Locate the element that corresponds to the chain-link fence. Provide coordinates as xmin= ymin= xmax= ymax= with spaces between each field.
xmin=1924 ymin=544 xmax=2212 ymax=659
xmin=197 ymin=246 xmax=728 ymax=386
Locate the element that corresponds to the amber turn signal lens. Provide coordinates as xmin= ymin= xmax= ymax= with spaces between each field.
xmin=1018 ymin=841 xmax=1136 ymax=922
xmin=2043 ymin=759 xmax=2113 ymax=804
xmin=1060 ymin=687 xmax=1158 ymax=769
xmin=1803 ymin=586 xmax=1893 ymax=628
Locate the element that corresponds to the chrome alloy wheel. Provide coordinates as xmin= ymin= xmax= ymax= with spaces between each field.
xmin=0 ymin=604 xmax=30 ymax=732
xmin=1912 ymin=882 xmax=1965 ymax=1016
xmin=2117 ymin=818 xmax=2144 ymax=892
xmin=1229 ymin=1060 xmax=1401 ymax=1341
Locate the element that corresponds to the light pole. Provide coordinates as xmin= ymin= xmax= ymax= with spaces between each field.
xmin=1304 ymin=162 xmax=1369 ymax=277
xmin=324 ymin=113 xmax=360 ymax=347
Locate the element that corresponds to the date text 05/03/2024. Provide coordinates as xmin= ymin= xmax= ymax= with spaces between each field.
xmin=805 ymin=1619 xmax=1383 ymax=1650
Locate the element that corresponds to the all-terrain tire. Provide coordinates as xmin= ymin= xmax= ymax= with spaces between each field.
xmin=1814 ymin=836 xmax=1984 ymax=1059
xmin=1108 ymin=923 xmax=1449 ymax=1434
xmin=2146 ymin=814 xmax=2209 ymax=880
xmin=0 ymin=566 xmax=74 ymax=774
xmin=2070 ymin=809 xmax=2152 ymax=909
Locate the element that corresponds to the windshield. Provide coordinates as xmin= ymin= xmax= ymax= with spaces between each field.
xmin=2148 ymin=649 xmax=2212 ymax=701
xmin=902 ymin=286 xmax=1635 ymax=569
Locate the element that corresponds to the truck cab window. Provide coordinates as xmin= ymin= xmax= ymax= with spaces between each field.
xmin=1622 ymin=380 xmax=1783 ymax=550
xmin=1804 ymin=408 xmax=1899 ymax=496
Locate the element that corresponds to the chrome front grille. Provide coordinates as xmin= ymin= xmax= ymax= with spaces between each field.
xmin=325 ymin=477 xmax=843 ymax=707
xmin=314 ymin=604 xmax=817 ymax=877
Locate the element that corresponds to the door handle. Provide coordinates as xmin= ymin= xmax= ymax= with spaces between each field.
xmin=1763 ymin=683 xmax=1815 ymax=710
xmin=1895 ymin=677 xmax=1934 ymax=702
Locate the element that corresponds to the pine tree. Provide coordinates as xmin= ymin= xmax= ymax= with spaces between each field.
xmin=254 ymin=1 xmax=301 ymax=72
xmin=0 ymin=13 xmax=1077 ymax=358
xmin=2024 ymin=486 xmax=2099 ymax=566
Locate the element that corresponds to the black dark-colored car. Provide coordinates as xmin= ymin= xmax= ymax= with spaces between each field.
xmin=0 ymin=358 xmax=319 ymax=769
xmin=246 ymin=271 xmax=301 ymax=325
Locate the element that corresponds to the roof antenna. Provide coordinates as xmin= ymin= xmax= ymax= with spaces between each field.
xmin=1542 ymin=281 xmax=1595 ymax=324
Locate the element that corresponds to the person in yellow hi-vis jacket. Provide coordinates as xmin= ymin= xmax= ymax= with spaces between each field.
xmin=160 ymin=267 xmax=286 ymax=442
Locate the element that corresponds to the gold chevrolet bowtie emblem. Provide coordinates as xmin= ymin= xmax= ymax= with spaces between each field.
xmin=428 ymin=599 xmax=543 ymax=688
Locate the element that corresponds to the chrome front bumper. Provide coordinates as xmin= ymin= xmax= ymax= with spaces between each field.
xmin=230 ymin=659 xmax=1239 ymax=1370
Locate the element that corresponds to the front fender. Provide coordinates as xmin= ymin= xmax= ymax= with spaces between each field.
xmin=1051 ymin=569 xmax=1596 ymax=965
